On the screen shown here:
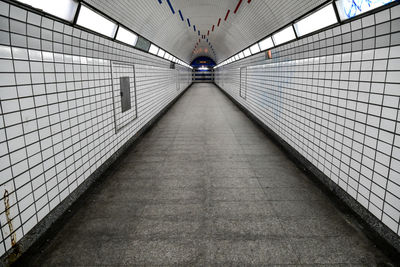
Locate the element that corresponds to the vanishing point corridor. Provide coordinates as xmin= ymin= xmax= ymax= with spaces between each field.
xmin=17 ymin=84 xmax=390 ymax=266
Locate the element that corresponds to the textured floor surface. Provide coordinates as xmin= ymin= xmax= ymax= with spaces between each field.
xmin=19 ymin=83 xmax=391 ymax=266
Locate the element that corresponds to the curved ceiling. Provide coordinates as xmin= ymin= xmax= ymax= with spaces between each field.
xmin=85 ymin=0 xmax=326 ymax=63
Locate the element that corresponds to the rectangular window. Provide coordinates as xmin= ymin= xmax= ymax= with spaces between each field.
xmin=77 ymin=5 xmax=118 ymax=38
xmin=294 ymin=4 xmax=337 ymax=37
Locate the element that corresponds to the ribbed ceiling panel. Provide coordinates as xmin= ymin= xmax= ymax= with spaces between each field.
xmin=85 ymin=0 xmax=327 ymax=63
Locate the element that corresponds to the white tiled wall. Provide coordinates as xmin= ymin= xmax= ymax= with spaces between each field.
xmin=216 ymin=5 xmax=400 ymax=237
xmin=0 ymin=1 xmax=191 ymax=256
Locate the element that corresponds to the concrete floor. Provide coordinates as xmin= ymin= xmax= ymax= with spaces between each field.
xmin=20 ymin=83 xmax=391 ymax=266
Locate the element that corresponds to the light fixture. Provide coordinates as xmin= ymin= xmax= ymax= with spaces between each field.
xmin=294 ymin=4 xmax=337 ymax=37
xmin=116 ymin=26 xmax=138 ymax=46
xmin=157 ymin=48 xmax=165 ymax=58
xmin=16 ymin=0 xmax=78 ymax=22
xmin=243 ymin=48 xmax=251 ymax=57
xmin=77 ymin=5 xmax=118 ymax=38
xmin=272 ymin=25 xmax=296 ymax=46
xmin=250 ymin=43 xmax=261 ymax=54
xmin=258 ymin=37 xmax=274 ymax=51
xmin=149 ymin=44 xmax=159 ymax=55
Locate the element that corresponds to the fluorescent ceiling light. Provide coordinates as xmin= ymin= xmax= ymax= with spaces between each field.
xmin=272 ymin=25 xmax=296 ymax=46
xmin=157 ymin=48 xmax=165 ymax=58
xmin=336 ymin=0 xmax=395 ymax=20
xmin=198 ymin=66 xmax=209 ymax=70
xmin=149 ymin=44 xmax=159 ymax=55
xmin=238 ymin=52 xmax=244 ymax=59
xmin=77 ymin=5 xmax=117 ymax=38
xmin=164 ymin=52 xmax=170 ymax=60
xmin=258 ymin=37 xmax=274 ymax=51
xmin=234 ymin=55 xmax=239 ymax=61
xmin=243 ymin=48 xmax=251 ymax=57
xmin=250 ymin=43 xmax=260 ymax=54
xmin=116 ymin=26 xmax=138 ymax=46
xmin=16 ymin=0 xmax=78 ymax=21
xmin=294 ymin=4 xmax=337 ymax=37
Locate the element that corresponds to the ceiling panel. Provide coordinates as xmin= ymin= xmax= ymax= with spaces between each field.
xmin=85 ymin=0 xmax=327 ymax=63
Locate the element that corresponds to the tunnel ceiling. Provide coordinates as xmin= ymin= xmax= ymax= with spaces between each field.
xmin=85 ymin=0 xmax=327 ymax=63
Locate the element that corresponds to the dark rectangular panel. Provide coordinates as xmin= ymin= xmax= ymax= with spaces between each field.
xmin=120 ymin=76 xmax=131 ymax=113
xmin=135 ymin=36 xmax=151 ymax=52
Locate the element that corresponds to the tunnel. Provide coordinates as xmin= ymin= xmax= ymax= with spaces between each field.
xmin=0 ymin=0 xmax=400 ymax=265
